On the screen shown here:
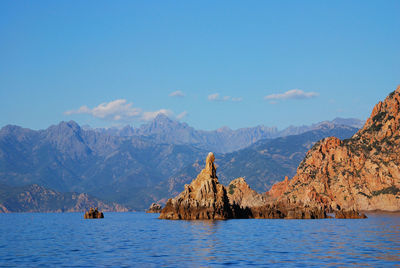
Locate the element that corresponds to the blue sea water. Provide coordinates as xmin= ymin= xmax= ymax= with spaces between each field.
xmin=0 ymin=212 xmax=399 ymax=267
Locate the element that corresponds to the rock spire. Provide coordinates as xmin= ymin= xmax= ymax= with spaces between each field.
xmin=159 ymin=152 xmax=232 ymax=220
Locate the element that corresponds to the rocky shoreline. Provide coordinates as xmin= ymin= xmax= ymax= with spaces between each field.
xmin=159 ymin=152 xmax=367 ymax=220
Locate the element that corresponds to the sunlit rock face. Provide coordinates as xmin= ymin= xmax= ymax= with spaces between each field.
xmin=146 ymin=203 xmax=162 ymax=213
xmin=159 ymin=153 xmax=329 ymax=220
xmin=159 ymin=152 xmax=232 ymax=220
xmin=268 ymin=86 xmax=400 ymax=212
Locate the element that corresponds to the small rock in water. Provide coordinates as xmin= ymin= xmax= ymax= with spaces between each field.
xmin=334 ymin=209 xmax=367 ymax=219
xmin=146 ymin=203 xmax=163 ymax=213
xmin=84 ymin=207 xmax=104 ymax=219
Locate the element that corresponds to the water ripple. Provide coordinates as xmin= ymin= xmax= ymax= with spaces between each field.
xmin=0 ymin=212 xmax=399 ymax=267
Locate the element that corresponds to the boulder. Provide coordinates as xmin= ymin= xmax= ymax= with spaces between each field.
xmin=146 ymin=203 xmax=163 ymax=213
xmin=84 ymin=207 xmax=104 ymax=219
xmin=335 ymin=209 xmax=367 ymax=219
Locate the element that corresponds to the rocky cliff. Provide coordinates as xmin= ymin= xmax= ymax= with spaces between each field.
xmin=159 ymin=152 xmax=232 ymax=220
xmin=268 ymin=86 xmax=400 ymax=211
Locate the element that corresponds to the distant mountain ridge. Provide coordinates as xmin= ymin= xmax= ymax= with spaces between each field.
xmin=0 ymin=117 xmax=361 ymax=211
xmin=0 ymin=121 xmax=207 ymax=210
xmin=91 ymin=114 xmax=363 ymax=153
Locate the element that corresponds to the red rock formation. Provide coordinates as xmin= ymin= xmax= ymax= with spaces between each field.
xmin=159 ymin=153 xmax=232 ymax=220
xmin=227 ymin=177 xmax=328 ymax=219
xmin=335 ymin=209 xmax=367 ymax=219
xmin=267 ymin=176 xmax=290 ymax=198
xmin=146 ymin=203 xmax=163 ymax=213
xmin=227 ymin=177 xmax=266 ymax=208
xmin=160 ymin=154 xmax=330 ymax=220
xmin=269 ymin=86 xmax=400 ymax=212
xmin=84 ymin=207 xmax=104 ymax=219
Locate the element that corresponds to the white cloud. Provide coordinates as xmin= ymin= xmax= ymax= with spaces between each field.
xmin=169 ymin=90 xmax=185 ymax=97
xmin=264 ymin=89 xmax=319 ymax=101
xmin=64 ymin=99 xmax=141 ymax=121
xmin=176 ymin=111 xmax=188 ymax=120
xmin=208 ymin=93 xmax=220 ymax=101
xmin=65 ymin=99 xmax=175 ymax=122
xmin=141 ymin=109 xmax=173 ymax=121
xmin=208 ymin=93 xmax=243 ymax=102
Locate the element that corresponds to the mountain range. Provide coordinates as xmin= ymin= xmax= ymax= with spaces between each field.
xmin=90 ymin=114 xmax=363 ymax=153
xmin=0 ymin=116 xmax=361 ymax=211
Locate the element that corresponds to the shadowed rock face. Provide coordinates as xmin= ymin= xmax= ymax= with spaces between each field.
xmin=159 ymin=152 xmax=233 ymax=220
xmin=335 ymin=209 xmax=367 ymax=219
xmin=268 ymin=86 xmax=400 ymax=211
xmin=249 ymin=203 xmax=328 ymax=219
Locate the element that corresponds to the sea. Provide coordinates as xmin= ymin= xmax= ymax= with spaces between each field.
xmin=0 ymin=212 xmax=399 ymax=267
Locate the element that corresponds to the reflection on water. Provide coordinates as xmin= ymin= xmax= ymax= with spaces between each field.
xmin=182 ymin=220 xmax=221 ymax=262
xmin=0 ymin=212 xmax=399 ymax=267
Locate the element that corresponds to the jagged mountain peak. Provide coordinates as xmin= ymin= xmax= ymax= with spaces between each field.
xmin=153 ymin=113 xmax=174 ymax=123
xmin=44 ymin=121 xmax=84 ymax=140
xmin=50 ymin=120 xmax=81 ymax=131
xmin=331 ymin=117 xmax=364 ymax=129
xmin=141 ymin=114 xmax=189 ymax=132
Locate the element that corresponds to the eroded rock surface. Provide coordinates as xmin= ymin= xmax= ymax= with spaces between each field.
xmin=160 ymin=154 xmax=331 ymax=220
xmin=227 ymin=177 xmax=266 ymax=208
xmin=159 ymin=152 xmax=232 ymax=220
xmin=335 ymin=209 xmax=367 ymax=219
xmin=268 ymin=86 xmax=400 ymax=212
xmin=84 ymin=207 xmax=104 ymax=219
xmin=146 ymin=203 xmax=163 ymax=213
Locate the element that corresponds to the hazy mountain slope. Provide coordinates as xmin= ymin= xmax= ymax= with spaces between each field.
xmin=0 ymin=122 xmax=207 ymax=210
xmin=0 ymin=183 xmax=127 ymax=213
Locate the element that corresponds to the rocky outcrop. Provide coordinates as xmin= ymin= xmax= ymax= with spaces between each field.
xmin=335 ymin=209 xmax=367 ymax=219
xmin=146 ymin=203 xmax=163 ymax=213
xmin=159 ymin=153 xmax=232 ymax=220
xmin=227 ymin=177 xmax=266 ymax=208
xmin=160 ymin=153 xmax=331 ymax=220
xmin=268 ymin=86 xmax=400 ymax=212
xmin=268 ymin=176 xmax=290 ymax=199
xmin=250 ymin=202 xmax=328 ymax=219
xmin=84 ymin=207 xmax=104 ymax=219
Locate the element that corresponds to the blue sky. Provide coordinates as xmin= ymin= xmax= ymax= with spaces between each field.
xmin=0 ymin=1 xmax=399 ymax=130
